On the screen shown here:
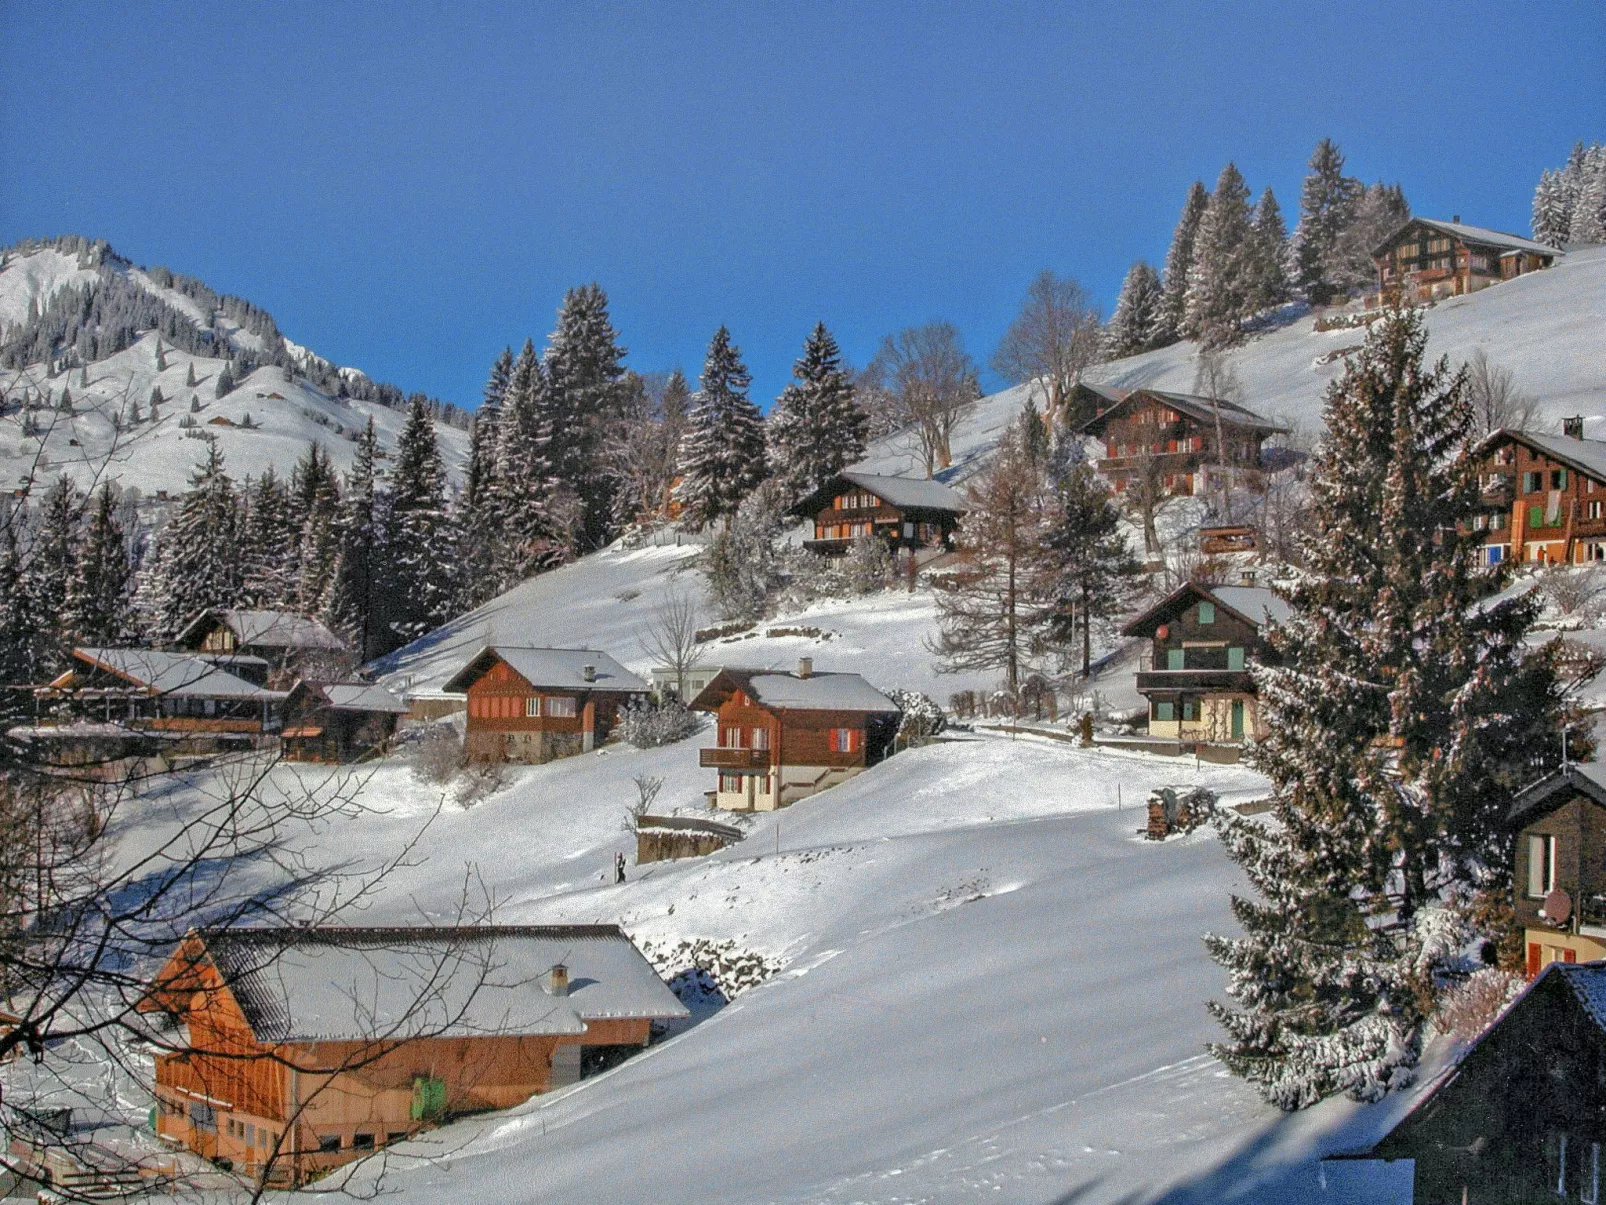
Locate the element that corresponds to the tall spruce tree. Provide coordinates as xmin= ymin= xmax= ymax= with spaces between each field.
xmin=23 ymin=478 xmax=82 ymax=670
xmin=1104 ymin=261 xmax=1164 ymax=359
xmin=384 ymin=397 xmax=459 ymax=647
xmin=1043 ymin=462 xmax=1142 ymax=678
xmin=493 ymin=339 xmax=574 ymax=582
xmin=288 ymin=443 xmax=341 ymax=615
xmin=240 ymin=467 xmax=297 ymax=608
xmin=1246 ymin=188 xmax=1291 ymax=314
xmin=322 ymin=421 xmax=386 ymax=661
xmin=545 ymin=284 xmax=627 ymax=548
xmin=64 ymin=484 xmax=131 ymax=648
xmin=676 ymin=326 xmax=767 ymax=529
xmin=1184 ymin=162 xmax=1256 ymax=347
xmin=149 ymin=443 xmax=243 ymax=638
xmin=1569 ymin=144 xmax=1606 ymax=245
xmin=1155 ymin=181 xmax=1209 ymax=346
xmin=765 ymin=323 xmax=868 ymax=500
xmin=1205 ymin=305 xmax=1578 ymax=1109
xmin=1292 ymin=138 xmax=1362 ymax=305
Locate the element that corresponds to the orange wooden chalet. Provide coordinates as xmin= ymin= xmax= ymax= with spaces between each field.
xmin=791 ymin=470 xmax=966 ymax=557
xmin=141 ymin=925 xmax=686 ymax=1186
xmin=689 ymin=658 xmax=900 ymax=811
xmin=1472 ymin=421 xmax=1606 ymax=566
xmin=1372 ymin=216 xmax=1562 ymax=303
xmin=443 ymin=647 xmax=650 ymax=764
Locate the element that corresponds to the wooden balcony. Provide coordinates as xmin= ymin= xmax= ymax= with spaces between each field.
xmin=699 ymin=747 xmax=771 ymax=769
xmin=1135 ymin=669 xmax=1255 ymax=695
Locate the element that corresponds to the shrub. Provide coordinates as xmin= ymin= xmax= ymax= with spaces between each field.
xmin=1434 ymin=967 xmax=1524 ymax=1042
xmin=408 ymin=723 xmax=464 ymax=785
xmin=622 ymin=699 xmax=701 ymax=748
xmin=884 ymin=688 xmax=946 ymax=744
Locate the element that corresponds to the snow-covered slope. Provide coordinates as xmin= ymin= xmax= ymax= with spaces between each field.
xmin=861 ymin=245 xmax=1606 ymax=482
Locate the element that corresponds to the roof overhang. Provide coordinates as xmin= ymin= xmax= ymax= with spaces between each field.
xmin=1121 ymin=581 xmax=1270 ymax=638
xmin=1507 ymin=765 xmax=1606 ymax=827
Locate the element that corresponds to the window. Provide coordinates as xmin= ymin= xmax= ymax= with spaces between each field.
xmin=1486 ymin=544 xmax=1506 ymax=565
xmin=1166 ymin=648 xmax=1185 ymax=671
xmin=720 ymin=725 xmax=744 ymax=748
xmin=1153 ymin=701 xmax=1175 ymax=722
xmin=1180 ymin=698 xmax=1199 ymax=721
xmin=719 ymin=772 xmax=742 ymax=792
xmin=352 ymin=1133 xmax=375 ymax=1151
xmin=1197 ymin=601 xmax=1215 ymax=624
xmin=1227 ymin=647 xmax=1246 ymax=671
xmin=525 ymin=696 xmax=540 ymax=717
xmin=1490 ymin=510 xmax=1507 ymax=530
xmin=829 ymin=727 xmax=857 ymax=753
xmin=1591 ymin=501 xmax=1604 ymax=520
xmin=751 ymin=727 xmax=769 ymax=750
xmin=1524 ymin=471 xmax=1543 ymax=493
xmin=319 ymin=1134 xmax=342 ymax=1153
xmin=1554 ymin=468 xmax=1569 ymax=489
xmin=544 ymin=696 xmax=577 ymax=718
xmin=1528 ymin=833 xmax=1557 ymax=898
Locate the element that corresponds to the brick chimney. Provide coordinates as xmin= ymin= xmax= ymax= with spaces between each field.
xmin=1564 ymin=416 xmax=1585 ymax=440
xmin=548 ymin=963 xmax=569 ymax=996
xmin=797 ymin=656 xmax=813 ymax=679
xmin=581 ymin=664 xmax=596 ymax=683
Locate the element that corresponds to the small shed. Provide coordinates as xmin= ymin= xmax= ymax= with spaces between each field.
xmin=281 ymin=681 xmax=409 ymax=763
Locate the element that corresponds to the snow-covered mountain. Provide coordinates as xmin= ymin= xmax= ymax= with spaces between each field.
xmin=0 ymin=238 xmax=469 ymax=497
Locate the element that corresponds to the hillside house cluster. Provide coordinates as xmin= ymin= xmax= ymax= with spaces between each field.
xmin=1372 ymin=216 xmax=1562 ymax=304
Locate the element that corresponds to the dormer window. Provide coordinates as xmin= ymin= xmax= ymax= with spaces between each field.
xmin=1197 ymin=601 xmax=1215 ymax=625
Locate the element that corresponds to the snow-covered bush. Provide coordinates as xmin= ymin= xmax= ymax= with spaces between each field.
xmin=884 ymin=688 xmax=946 ymax=744
xmin=701 ymin=481 xmax=791 ymax=620
xmin=621 ymin=698 xmax=701 ymax=748
xmin=1434 ymin=967 xmax=1524 ymax=1041
xmin=641 ymin=937 xmax=783 ymax=1004
xmin=841 ymin=534 xmax=892 ymax=595
xmin=1540 ymin=565 xmax=1606 ymax=625
xmin=407 ymin=723 xmax=462 ymax=784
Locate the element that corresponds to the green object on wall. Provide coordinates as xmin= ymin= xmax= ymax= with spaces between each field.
xmin=410 ymin=1076 xmax=446 ymax=1120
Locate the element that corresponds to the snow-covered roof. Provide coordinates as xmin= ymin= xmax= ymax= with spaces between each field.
xmin=1078 ymin=388 xmax=1287 ymax=436
xmin=1376 ymin=217 xmax=1565 ymax=259
xmin=838 ymin=471 xmax=966 ymax=512
xmin=1493 ymin=429 xmax=1606 ymax=485
xmin=441 ymin=647 xmax=650 ymax=694
xmin=691 ymin=667 xmax=899 ymax=714
xmin=176 ymin=609 xmax=346 ymax=652
xmin=1207 ymin=586 xmax=1293 ymax=627
xmin=310 ymin=682 xmax=410 ymax=714
xmin=1507 ymin=762 xmax=1606 ymax=824
xmin=1553 ymin=962 xmax=1606 ymax=1031
xmin=189 ymin=925 xmax=686 ymax=1043
xmin=70 ymin=648 xmax=279 ymax=699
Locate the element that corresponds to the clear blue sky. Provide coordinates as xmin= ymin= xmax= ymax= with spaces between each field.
xmin=3 ymin=1 xmax=1602 ymax=409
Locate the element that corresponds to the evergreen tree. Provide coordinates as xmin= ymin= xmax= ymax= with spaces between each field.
xmin=1568 ymin=144 xmax=1606 ymax=245
xmin=64 ymin=484 xmax=131 ymax=648
xmin=545 ymin=284 xmax=628 ymax=547
xmin=149 ymin=443 xmax=243 ymax=638
xmin=1292 ymin=138 xmax=1362 ymax=305
xmin=676 ymin=326 xmax=767 ymax=529
xmin=468 ymin=346 xmax=513 ymax=513
xmin=1184 ymin=162 xmax=1256 ymax=347
xmin=322 ymin=421 xmax=385 ymax=660
xmin=1333 ymin=182 xmax=1410 ymax=295
xmin=57 ymin=387 xmax=72 ymax=414
xmin=185 ymin=362 xmax=197 ymax=388
xmin=1246 ymin=189 xmax=1291 ymax=314
xmin=765 ymin=323 xmax=868 ymax=500
xmin=215 ymin=364 xmax=233 ymax=398
xmin=1205 ymin=306 xmax=1578 ymax=1109
xmin=493 ymin=339 xmax=575 ymax=583
xmin=288 ymin=443 xmax=341 ymax=613
xmin=23 ymin=478 xmax=82 ymax=669
xmin=1155 ymin=182 xmax=1209 ymax=345
xmin=383 ymin=397 xmax=459 ymax=647
xmin=240 ymin=467 xmax=297 ymax=608
xmin=1042 ymin=462 xmax=1142 ymax=678
xmin=1104 ymin=261 xmax=1163 ymax=359
xmin=0 ymin=510 xmax=41 ymax=688
xmin=1533 ymin=169 xmax=1570 ymax=247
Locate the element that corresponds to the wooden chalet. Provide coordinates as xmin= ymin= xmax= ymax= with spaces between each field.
xmin=443 ymin=647 xmax=650 ymax=764
xmin=280 ymin=681 xmax=409 ymax=764
xmin=1372 ymin=216 xmax=1563 ymax=303
xmin=36 ymin=648 xmax=286 ymax=747
xmin=173 ymin=609 xmax=349 ymax=688
xmin=1073 ymin=383 xmax=1286 ymax=498
xmin=1472 ymin=422 xmax=1606 ymax=566
xmin=792 ymin=470 xmax=965 ymax=557
xmin=141 ymin=925 xmax=686 ymax=1187
xmin=1505 ymin=763 xmax=1606 ymax=977
xmin=689 ymin=659 xmax=899 ymax=811
xmin=1361 ymin=960 xmax=1606 ymax=1203
xmin=1122 ymin=583 xmax=1289 ymax=745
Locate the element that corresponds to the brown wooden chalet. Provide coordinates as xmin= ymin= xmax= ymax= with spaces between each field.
xmin=792 ymin=470 xmax=965 ymax=556
xmin=280 ymin=681 xmax=409 ymax=764
xmin=174 ymin=609 xmax=349 ymax=688
xmin=1506 ymin=763 xmax=1606 ymax=978
xmin=443 ymin=647 xmax=650 ymax=764
xmin=1373 ymin=216 xmax=1562 ymax=303
xmin=36 ymin=648 xmax=286 ymax=747
xmin=689 ymin=658 xmax=900 ymax=810
xmin=1361 ymin=960 xmax=1606 ymax=1203
xmin=1122 ymin=583 xmax=1289 ymax=745
xmin=140 ymin=925 xmax=685 ymax=1187
xmin=1073 ymin=383 xmax=1286 ymax=498
xmin=1472 ymin=422 xmax=1606 ymax=567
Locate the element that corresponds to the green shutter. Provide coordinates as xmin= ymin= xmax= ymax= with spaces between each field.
xmin=1166 ymin=648 xmax=1185 ymax=670
xmin=1227 ymin=647 xmax=1245 ymax=671
xmin=1530 ymin=504 xmax=1544 ymax=530
xmin=1154 ymin=701 xmax=1175 ymax=721
xmin=1197 ymin=601 xmax=1215 ymax=624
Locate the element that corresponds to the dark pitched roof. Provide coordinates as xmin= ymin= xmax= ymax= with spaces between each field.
xmin=1121 ymin=581 xmax=1291 ymax=638
xmin=290 ymin=680 xmax=409 ymax=714
xmin=1372 ymin=217 xmax=1566 ymax=259
xmin=1076 ymin=388 xmax=1287 ymax=438
xmin=1507 ymin=762 xmax=1606 ymax=826
xmin=791 ymin=470 xmax=966 ymax=519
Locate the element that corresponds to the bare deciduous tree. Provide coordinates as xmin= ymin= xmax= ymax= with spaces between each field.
xmin=991 ymin=271 xmax=1104 ymax=429
xmin=639 ymin=587 xmax=704 ymax=700
xmin=1465 ymin=349 xmax=1538 ymax=438
xmin=867 ymin=323 xmax=980 ymax=478
xmin=1192 ymin=348 xmax=1245 ymax=523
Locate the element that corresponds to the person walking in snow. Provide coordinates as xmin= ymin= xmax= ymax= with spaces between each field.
xmin=615 ymin=852 xmax=626 ymax=884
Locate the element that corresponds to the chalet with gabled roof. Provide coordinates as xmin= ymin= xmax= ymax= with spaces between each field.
xmin=792 ymin=470 xmax=965 ymax=557
xmin=141 ymin=925 xmax=686 ymax=1186
xmin=443 ymin=647 xmax=650 ymax=764
xmin=1073 ymin=383 xmax=1287 ymax=498
xmin=1473 ymin=423 xmax=1606 ymax=566
xmin=280 ymin=681 xmax=409 ymax=764
xmin=174 ymin=609 xmax=349 ymax=687
xmin=1372 ymin=216 xmax=1562 ymax=303
xmin=1123 ymin=582 xmax=1289 ymax=746
xmin=689 ymin=659 xmax=900 ymax=810
xmin=1505 ymin=763 xmax=1606 ymax=978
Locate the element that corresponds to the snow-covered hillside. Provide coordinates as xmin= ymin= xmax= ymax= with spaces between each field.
xmin=0 ymin=241 xmax=469 ymax=496
xmin=861 ymin=245 xmax=1606 ymax=482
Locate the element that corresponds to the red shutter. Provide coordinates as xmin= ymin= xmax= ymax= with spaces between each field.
xmin=1528 ymin=942 xmax=1542 ymax=979
xmin=1566 ymin=948 xmax=1578 ymax=964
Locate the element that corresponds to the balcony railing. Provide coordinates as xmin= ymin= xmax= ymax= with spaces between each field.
xmin=1135 ymin=669 xmax=1255 ymax=694
xmin=699 ymin=747 xmax=771 ymax=769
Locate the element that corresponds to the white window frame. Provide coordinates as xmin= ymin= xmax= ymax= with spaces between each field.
xmin=1529 ymin=833 xmax=1557 ymax=898
xmin=525 ymin=696 xmax=540 ymax=718
xmin=544 ymin=695 xmax=577 ymax=718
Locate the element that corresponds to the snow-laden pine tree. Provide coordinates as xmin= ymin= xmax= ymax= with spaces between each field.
xmin=1292 ymin=138 xmax=1361 ymax=305
xmin=1532 ymin=169 xmax=1571 ymax=247
xmin=63 ymin=483 xmax=131 ymax=649
xmin=1246 ymin=189 xmax=1291 ymax=315
xmin=545 ymin=284 xmax=628 ymax=548
xmin=384 ymin=396 xmax=459 ymax=646
xmin=1332 ymin=182 xmax=1410 ymax=295
xmin=1184 ymin=163 xmax=1256 ymax=347
xmin=1206 ymin=304 xmax=1578 ymax=1110
xmin=1103 ymin=261 xmax=1163 ymax=359
xmin=493 ymin=339 xmax=576 ymax=583
xmin=459 ymin=348 xmax=513 ymax=609
xmin=1042 ymin=460 xmax=1141 ymax=678
xmin=23 ymin=478 xmax=82 ymax=670
xmin=322 ymin=420 xmax=386 ymax=661
xmin=1155 ymin=182 xmax=1209 ymax=346
xmin=676 ymin=326 xmax=766 ymax=529
xmin=0 ymin=512 xmax=42 ymax=691
xmin=765 ymin=323 xmax=868 ymax=500
xmin=288 ymin=442 xmax=341 ymax=614
xmin=148 ymin=443 xmax=244 ymax=638
xmin=239 ymin=467 xmax=297 ymax=609
xmin=1569 ymin=144 xmax=1606 ymax=245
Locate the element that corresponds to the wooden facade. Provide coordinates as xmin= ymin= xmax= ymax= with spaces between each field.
xmin=792 ymin=471 xmax=965 ymax=557
xmin=690 ymin=662 xmax=899 ymax=811
xmin=443 ymin=647 xmax=649 ymax=765
xmin=1472 ymin=425 xmax=1606 ymax=566
xmin=1074 ymin=384 xmax=1285 ymax=499
xmin=1372 ymin=216 xmax=1561 ymax=303
xmin=174 ymin=610 xmax=350 ymax=690
xmin=280 ymin=682 xmax=409 ymax=764
xmin=1123 ymin=583 xmax=1287 ymax=746
xmin=1507 ymin=765 xmax=1606 ymax=977
xmin=1365 ymin=962 xmax=1606 ymax=1203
